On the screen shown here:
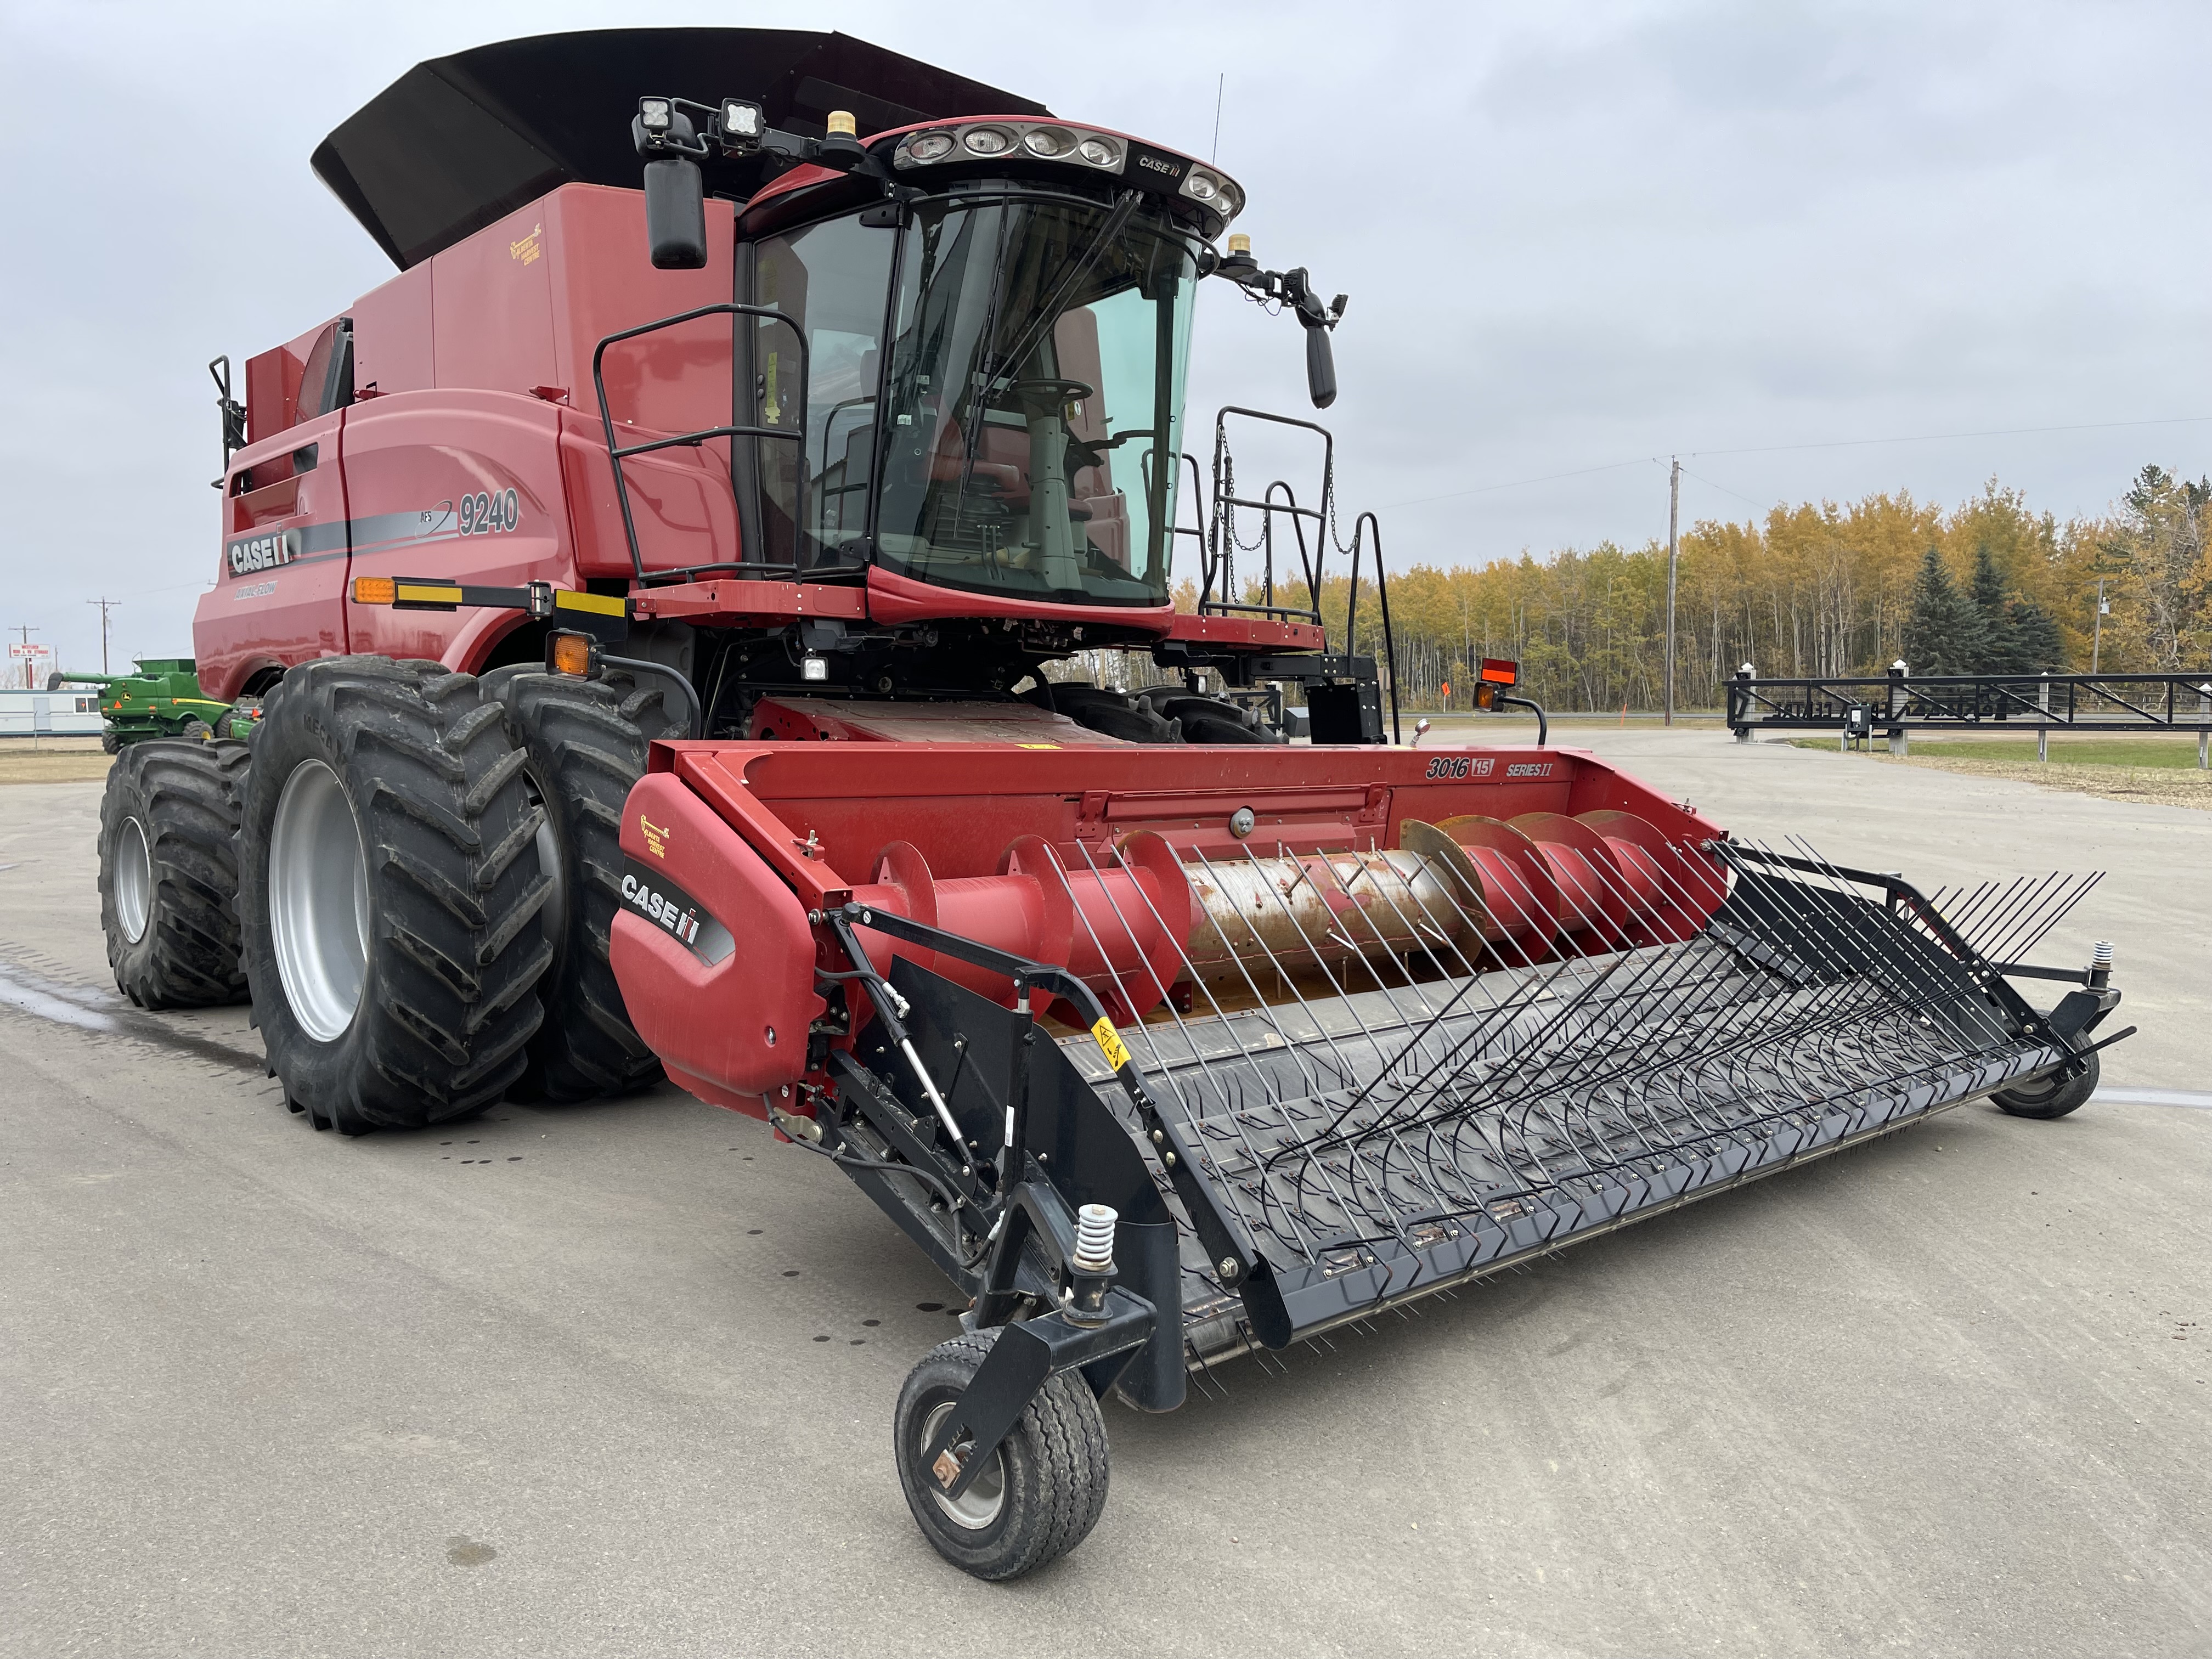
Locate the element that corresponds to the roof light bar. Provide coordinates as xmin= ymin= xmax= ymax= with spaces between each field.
xmin=891 ymin=121 xmax=1243 ymax=224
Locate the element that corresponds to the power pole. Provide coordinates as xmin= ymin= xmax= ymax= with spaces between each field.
xmin=9 ymin=624 xmax=38 ymax=689
xmin=1663 ymin=458 xmax=1681 ymax=726
xmin=2090 ymin=578 xmax=2106 ymax=674
xmin=88 ymin=597 xmax=120 ymax=675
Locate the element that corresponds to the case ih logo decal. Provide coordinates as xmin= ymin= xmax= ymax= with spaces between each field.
xmin=1423 ymin=755 xmax=1496 ymax=780
xmin=619 ymin=859 xmax=732 ymax=964
xmin=228 ymin=528 xmax=301 ymax=576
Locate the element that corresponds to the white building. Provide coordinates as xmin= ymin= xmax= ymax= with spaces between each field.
xmin=0 ymin=687 xmax=107 ymax=738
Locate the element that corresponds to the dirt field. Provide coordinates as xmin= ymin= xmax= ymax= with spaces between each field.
xmin=1889 ymin=753 xmax=2212 ymax=809
xmin=0 ymin=741 xmax=112 ymax=785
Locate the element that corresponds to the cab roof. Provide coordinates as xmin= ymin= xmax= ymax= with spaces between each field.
xmin=313 ymin=29 xmax=1050 ymax=269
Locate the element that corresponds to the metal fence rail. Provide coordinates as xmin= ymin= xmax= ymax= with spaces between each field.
xmin=1726 ymin=667 xmax=2212 ymax=763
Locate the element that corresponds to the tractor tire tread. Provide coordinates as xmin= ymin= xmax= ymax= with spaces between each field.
xmin=99 ymin=740 xmax=250 ymax=1009
xmin=239 ymin=656 xmax=549 ymax=1132
xmin=489 ymin=669 xmax=674 ymax=1102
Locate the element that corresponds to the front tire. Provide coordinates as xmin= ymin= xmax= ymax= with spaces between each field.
xmin=483 ymin=667 xmax=679 ymax=1101
xmin=1994 ymin=1047 xmax=2099 ymax=1119
xmin=98 ymin=741 xmax=249 ymax=1007
xmin=893 ymin=1333 xmax=1110 ymax=1581
xmin=238 ymin=657 xmax=551 ymax=1133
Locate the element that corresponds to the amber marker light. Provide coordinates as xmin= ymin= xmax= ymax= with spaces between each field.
xmin=549 ymin=633 xmax=594 ymax=677
xmin=352 ymin=576 xmax=396 ymax=605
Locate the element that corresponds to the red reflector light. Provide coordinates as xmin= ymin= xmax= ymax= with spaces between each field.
xmin=1480 ymin=658 xmax=1520 ymax=686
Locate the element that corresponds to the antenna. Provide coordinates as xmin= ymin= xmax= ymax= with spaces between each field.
xmin=1210 ymin=73 xmax=1224 ymax=163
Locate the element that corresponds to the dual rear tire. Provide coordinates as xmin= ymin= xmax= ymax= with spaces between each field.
xmin=99 ymin=740 xmax=250 ymax=1008
xmin=236 ymin=658 xmax=552 ymax=1132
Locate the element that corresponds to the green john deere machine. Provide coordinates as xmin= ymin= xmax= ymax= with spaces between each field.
xmin=48 ymin=660 xmax=252 ymax=752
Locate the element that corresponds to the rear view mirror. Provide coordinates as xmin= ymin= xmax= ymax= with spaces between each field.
xmin=1305 ymin=325 xmax=1336 ymax=410
xmin=644 ymin=155 xmax=707 ymax=269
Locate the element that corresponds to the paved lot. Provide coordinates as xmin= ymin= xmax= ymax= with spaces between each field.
xmin=3 ymin=730 xmax=2206 ymax=1657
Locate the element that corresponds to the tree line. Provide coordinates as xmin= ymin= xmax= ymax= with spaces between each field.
xmin=1171 ymin=463 xmax=2210 ymax=711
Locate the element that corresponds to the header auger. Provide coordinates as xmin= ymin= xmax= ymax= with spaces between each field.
xmin=97 ymin=27 xmax=2129 ymax=1578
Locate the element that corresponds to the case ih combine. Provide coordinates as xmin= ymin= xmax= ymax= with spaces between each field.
xmin=97 ymin=30 xmax=2129 ymax=1578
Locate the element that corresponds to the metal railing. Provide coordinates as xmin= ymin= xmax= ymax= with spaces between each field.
xmin=591 ymin=301 xmax=808 ymax=586
xmin=1729 ymin=667 xmax=2212 ymax=754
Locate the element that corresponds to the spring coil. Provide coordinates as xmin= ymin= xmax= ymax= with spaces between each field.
xmin=1073 ymin=1204 xmax=1118 ymax=1271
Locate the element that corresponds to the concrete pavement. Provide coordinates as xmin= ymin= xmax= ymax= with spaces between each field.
xmin=2 ymin=730 xmax=2205 ymax=1657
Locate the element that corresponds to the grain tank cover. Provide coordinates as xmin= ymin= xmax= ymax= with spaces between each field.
xmin=313 ymin=29 xmax=1051 ymax=269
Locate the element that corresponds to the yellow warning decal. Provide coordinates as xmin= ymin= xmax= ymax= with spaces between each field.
xmin=1091 ymin=1016 xmax=1131 ymax=1073
xmin=554 ymin=588 xmax=627 ymax=617
xmin=1015 ymin=742 xmax=1060 ymax=749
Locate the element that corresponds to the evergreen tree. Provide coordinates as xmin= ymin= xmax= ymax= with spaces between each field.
xmin=1967 ymin=540 xmax=2012 ymax=670
xmin=2002 ymin=599 xmax=2065 ymax=672
xmin=1902 ymin=545 xmax=1985 ymax=674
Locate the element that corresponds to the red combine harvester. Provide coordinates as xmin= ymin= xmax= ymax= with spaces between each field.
xmin=98 ymin=30 xmax=2128 ymax=1578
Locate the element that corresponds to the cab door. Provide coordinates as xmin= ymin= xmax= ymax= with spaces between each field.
xmin=191 ymin=321 xmax=355 ymax=701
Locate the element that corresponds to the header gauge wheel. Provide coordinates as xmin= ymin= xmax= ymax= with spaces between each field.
xmin=237 ymin=657 xmax=551 ymax=1134
xmin=893 ymin=1333 xmax=1110 ymax=1581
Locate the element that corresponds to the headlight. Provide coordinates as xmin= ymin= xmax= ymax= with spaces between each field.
xmin=906 ymin=131 xmax=956 ymax=162
xmin=1024 ymin=127 xmax=1075 ymax=158
xmin=1077 ymin=136 xmax=1121 ymax=168
xmin=963 ymin=127 xmax=1014 ymax=156
xmin=1184 ymin=170 xmax=1220 ymax=202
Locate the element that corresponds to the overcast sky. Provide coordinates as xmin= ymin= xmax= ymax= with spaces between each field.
xmin=1 ymin=0 xmax=2205 ymax=676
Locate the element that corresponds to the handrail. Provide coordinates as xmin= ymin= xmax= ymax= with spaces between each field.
xmin=1203 ymin=405 xmax=1335 ymax=630
xmin=592 ymin=302 xmax=808 ymax=585
xmin=1343 ymin=510 xmax=1402 ymax=744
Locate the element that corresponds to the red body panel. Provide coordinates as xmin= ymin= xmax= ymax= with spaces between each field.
xmin=611 ymin=773 xmax=827 ymax=1119
xmin=193 ymin=407 xmax=352 ymax=702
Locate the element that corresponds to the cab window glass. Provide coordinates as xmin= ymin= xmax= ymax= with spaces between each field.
xmin=753 ymin=215 xmax=895 ymax=569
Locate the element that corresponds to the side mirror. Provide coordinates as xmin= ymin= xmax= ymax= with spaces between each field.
xmin=1304 ymin=325 xmax=1336 ymax=410
xmin=644 ymin=154 xmax=707 ymax=269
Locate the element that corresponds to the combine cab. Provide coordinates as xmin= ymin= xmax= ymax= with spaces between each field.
xmin=96 ymin=27 xmax=2129 ymax=1578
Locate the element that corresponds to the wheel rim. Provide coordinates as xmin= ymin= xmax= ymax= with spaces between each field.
xmin=527 ymin=771 xmax=567 ymax=963
xmin=269 ymin=759 xmax=370 ymax=1042
xmin=919 ymin=1399 xmax=1008 ymax=1530
xmin=115 ymin=816 xmax=153 ymax=944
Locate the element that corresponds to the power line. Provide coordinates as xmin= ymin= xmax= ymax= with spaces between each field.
xmin=1684 ymin=413 xmax=2212 ymax=461
xmin=1676 ymin=465 xmax=1770 ymax=512
xmin=1374 ymin=414 xmax=2212 ymax=514
xmin=1379 ymin=456 xmax=1658 ymax=511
